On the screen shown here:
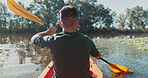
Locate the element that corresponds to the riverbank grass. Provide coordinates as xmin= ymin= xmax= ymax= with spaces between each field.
xmin=111 ymin=37 xmax=148 ymax=51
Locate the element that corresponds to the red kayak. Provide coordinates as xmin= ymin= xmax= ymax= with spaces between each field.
xmin=39 ymin=58 xmax=106 ymax=78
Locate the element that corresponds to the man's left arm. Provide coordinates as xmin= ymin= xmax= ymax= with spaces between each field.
xmin=89 ymin=40 xmax=101 ymax=59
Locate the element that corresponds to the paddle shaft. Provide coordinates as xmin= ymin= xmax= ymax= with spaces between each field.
xmin=100 ymin=58 xmax=109 ymax=64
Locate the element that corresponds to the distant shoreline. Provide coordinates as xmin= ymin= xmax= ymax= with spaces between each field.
xmin=0 ymin=28 xmax=148 ymax=34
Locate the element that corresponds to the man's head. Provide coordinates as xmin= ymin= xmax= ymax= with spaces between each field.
xmin=58 ymin=5 xmax=79 ymax=29
xmin=59 ymin=5 xmax=78 ymax=20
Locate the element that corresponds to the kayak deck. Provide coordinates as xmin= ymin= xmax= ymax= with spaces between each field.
xmin=38 ymin=58 xmax=106 ymax=78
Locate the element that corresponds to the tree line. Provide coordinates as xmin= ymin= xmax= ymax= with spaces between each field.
xmin=0 ymin=0 xmax=147 ymax=33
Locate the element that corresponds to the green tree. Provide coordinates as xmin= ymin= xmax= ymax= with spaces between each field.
xmin=101 ymin=8 xmax=115 ymax=29
xmin=116 ymin=14 xmax=127 ymax=29
xmin=126 ymin=6 xmax=147 ymax=30
xmin=142 ymin=9 xmax=148 ymax=29
xmin=67 ymin=1 xmax=114 ymax=32
xmin=0 ymin=3 xmax=8 ymax=30
xmin=31 ymin=0 xmax=65 ymax=26
xmin=125 ymin=9 xmax=134 ymax=30
xmin=75 ymin=1 xmax=97 ymax=32
xmin=2 ymin=0 xmax=115 ymax=33
xmin=26 ymin=0 xmax=65 ymax=32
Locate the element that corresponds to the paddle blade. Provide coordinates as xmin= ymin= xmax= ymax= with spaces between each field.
xmin=7 ymin=0 xmax=44 ymax=25
xmin=109 ymin=63 xmax=133 ymax=74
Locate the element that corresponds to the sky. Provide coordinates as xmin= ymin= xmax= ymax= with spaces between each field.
xmin=98 ymin=0 xmax=148 ymax=14
xmin=1 ymin=0 xmax=148 ymax=14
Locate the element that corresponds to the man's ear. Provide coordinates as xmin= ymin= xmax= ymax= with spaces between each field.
xmin=58 ymin=20 xmax=63 ymax=27
xmin=75 ymin=20 xmax=79 ymax=26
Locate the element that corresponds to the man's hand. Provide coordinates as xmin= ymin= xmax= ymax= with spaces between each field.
xmin=39 ymin=26 xmax=57 ymax=36
xmin=47 ymin=26 xmax=57 ymax=34
xmin=94 ymin=55 xmax=101 ymax=59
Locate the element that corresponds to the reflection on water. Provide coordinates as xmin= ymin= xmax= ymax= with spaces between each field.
xmin=110 ymin=73 xmax=127 ymax=78
xmin=0 ymin=33 xmax=147 ymax=78
xmin=0 ymin=34 xmax=52 ymax=78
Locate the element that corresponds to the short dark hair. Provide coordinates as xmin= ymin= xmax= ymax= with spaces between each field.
xmin=59 ymin=5 xmax=78 ymax=20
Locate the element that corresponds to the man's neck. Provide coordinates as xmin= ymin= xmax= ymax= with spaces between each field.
xmin=63 ymin=27 xmax=76 ymax=32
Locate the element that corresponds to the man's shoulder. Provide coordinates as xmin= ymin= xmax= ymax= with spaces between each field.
xmin=78 ymin=32 xmax=89 ymax=37
xmin=76 ymin=32 xmax=92 ymax=41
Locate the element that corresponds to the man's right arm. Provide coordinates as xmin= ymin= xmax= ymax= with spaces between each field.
xmin=31 ymin=26 xmax=56 ymax=47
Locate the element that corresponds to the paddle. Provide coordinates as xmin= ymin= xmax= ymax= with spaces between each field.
xmin=7 ymin=0 xmax=49 ymax=27
xmin=100 ymin=58 xmax=133 ymax=74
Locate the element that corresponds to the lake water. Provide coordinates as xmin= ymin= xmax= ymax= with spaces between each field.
xmin=0 ymin=33 xmax=147 ymax=78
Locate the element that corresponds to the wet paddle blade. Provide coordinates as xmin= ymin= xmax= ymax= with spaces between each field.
xmin=100 ymin=58 xmax=133 ymax=74
xmin=7 ymin=0 xmax=44 ymax=25
xmin=109 ymin=63 xmax=133 ymax=74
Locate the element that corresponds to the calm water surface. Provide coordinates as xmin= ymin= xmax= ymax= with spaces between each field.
xmin=0 ymin=33 xmax=147 ymax=78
